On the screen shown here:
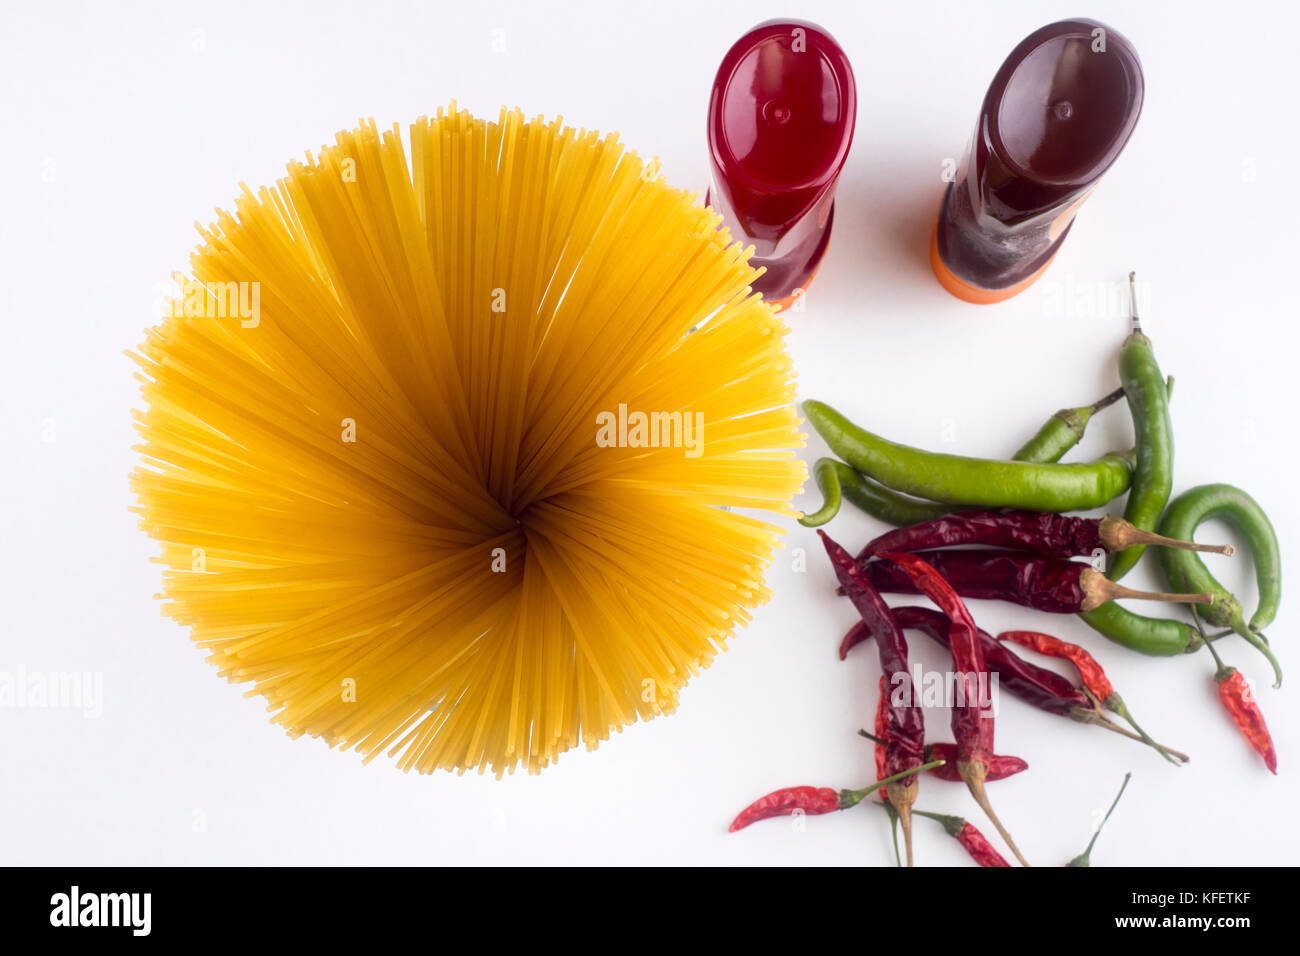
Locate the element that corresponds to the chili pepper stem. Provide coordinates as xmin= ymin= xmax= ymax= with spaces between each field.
xmin=1184 ymin=626 xmax=1233 ymax=653
xmin=909 ymin=806 xmax=962 ymax=832
xmin=1099 ymin=691 xmax=1187 ymax=766
xmin=1128 ymin=271 xmax=1142 ymax=334
xmin=958 ymin=759 xmax=1031 ymax=867
xmin=1194 ymin=603 xmax=1282 ymax=688
xmin=1068 ymin=772 xmax=1132 ymax=867
xmin=889 ymin=782 xmax=918 ymax=868
xmin=1198 ymin=616 xmax=1234 ymax=682
xmin=1085 ymin=709 xmax=1191 ymax=762
xmin=841 ymin=759 xmax=947 ymax=808
xmin=1079 ymin=568 xmax=1213 ymax=612
xmin=880 ymin=801 xmax=903 ymax=868
xmin=1190 ymin=580 xmax=1279 ymax=686
xmin=1097 ymin=515 xmax=1234 ymax=556
xmin=1089 ymin=385 xmax=1127 ymax=416
xmin=1233 ymin=626 xmax=1282 ymax=689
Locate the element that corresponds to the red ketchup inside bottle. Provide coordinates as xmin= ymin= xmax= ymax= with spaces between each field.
xmin=933 ymin=19 xmax=1143 ymax=303
xmin=707 ymin=20 xmax=856 ymax=308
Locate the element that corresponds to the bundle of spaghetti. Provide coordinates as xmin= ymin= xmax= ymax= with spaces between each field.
xmin=130 ymin=103 xmax=805 ymax=775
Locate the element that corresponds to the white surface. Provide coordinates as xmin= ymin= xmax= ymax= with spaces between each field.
xmin=1 ymin=0 xmax=1296 ymax=866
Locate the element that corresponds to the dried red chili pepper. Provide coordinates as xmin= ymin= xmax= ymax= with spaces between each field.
xmin=854 ymin=549 xmax=1212 ymax=613
xmin=923 ymin=743 xmax=1028 ymax=782
xmin=1217 ymin=669 xmax=1277 ymax=774
xmin=870 ymin=802 xmax=1010 ymax=867
xmin=999 ymin=630 xmax=1114 ymax=699
xmin=728 ymin=786 xmax=841 ymax=831
xmin=868 ymin=801 xmax=1012 ymax=867
xmin=1067 ymin=773 xmax=1131 ymax=866
xmin=917 ymin=809 xmax=1011 ymax=867
xmin=879 ymin=551 xmax=1031 ymax=866
xmin=951 ymin=818 xmax=1012 ymax=868
xmin=856 ymin=510 xmax=1231 ymax=563
xmin=857 ymin=734 xmax=1029 ymax=783
xmin=819 ymin=530 xmax=926 ymax=865
xmin=872 ymin=675 xmax=889 ymax=785
xmin=843 ymin=606 xmax=1190 ymax=761
xmin=869 ymin=676 xmax=904 ymax=866
xmin=727 ymin=760 xmax=947 ymax=832
xmin=844 ymin=606 xmax=1087 ymax=715
xmin=998 ymin=630 xmax=1186 ymax=766
xmin=1203 ymin=637 xmax=1277 ymax=774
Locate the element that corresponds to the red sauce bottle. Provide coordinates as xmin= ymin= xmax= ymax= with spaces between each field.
xmin=931 ymin=19 xmax=1144 ymax=304
xmin=707 ymin=20 xmax=856 ymax=310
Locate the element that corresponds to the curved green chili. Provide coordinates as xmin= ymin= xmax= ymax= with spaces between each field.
xmin=1157 ymin=483 xmax=1282 ymax=687
xmin=1107 ymin=274 xmax=1173 ymax=581
xmin=803 ymin=400 xmax=1132 ymax=512
xmin=1077 ymin=601 xmax=1200 ymax=657
xmin=798 ymin=459 xmax=844 ymax=527
xmin=797 ymin=458 xmax=960 ymax=528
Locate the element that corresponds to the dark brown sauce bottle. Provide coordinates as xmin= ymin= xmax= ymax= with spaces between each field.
xmin=932 ymin=19 xmax=1144 ymax=304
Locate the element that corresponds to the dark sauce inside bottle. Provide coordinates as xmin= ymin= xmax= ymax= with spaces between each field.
xmin=935 ymin=19 xmax=1143 ymax=297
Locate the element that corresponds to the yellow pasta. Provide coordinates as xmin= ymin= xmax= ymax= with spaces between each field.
xmin=130 ymin=104 xmax=805 ymax=775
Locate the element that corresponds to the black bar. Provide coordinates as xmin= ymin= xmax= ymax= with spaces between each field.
xmin=2 ymin=866 xmax=1287 ymax=942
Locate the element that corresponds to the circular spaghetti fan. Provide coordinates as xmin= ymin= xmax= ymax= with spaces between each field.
xmin=131 ymin=104 xmax=805 ymax=775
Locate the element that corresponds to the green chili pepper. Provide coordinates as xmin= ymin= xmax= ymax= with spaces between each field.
xmin=1157 ymin=483 xmax=1282 ymax=687
xmin=800 ymin=381 xmax=1160 ymax=528
xmin=1018 ymin=376 xmax=1172 ymax=466
xmin=1012 ymin=385 xmax=1126 ymax=463
xmin=798 ymin=459 xmax=845 ymax=527
xmin=840 ymin=469 xmax=953 ymax=526
xmin=1077 ymin=601 xmax=1200 ymax=657
xmin=799 ymin=458 xmax=951 ymax=527
xmin=1107 ymin=274 xmax=1173 ymax=581
xmin=830 ymin=447 xmax=1132 ymax=529
xmin=802 ymin=400 xmax=1132 ymax=512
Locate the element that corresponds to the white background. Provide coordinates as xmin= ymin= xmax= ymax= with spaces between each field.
xmin=2 ymin=0 xmax=1296 ymax=866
